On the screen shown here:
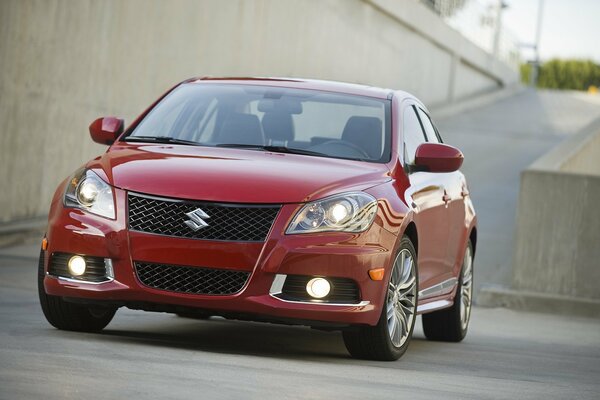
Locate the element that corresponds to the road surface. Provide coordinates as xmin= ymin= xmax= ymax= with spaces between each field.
xmin=1 ymin=243 xmax=599 ymax=399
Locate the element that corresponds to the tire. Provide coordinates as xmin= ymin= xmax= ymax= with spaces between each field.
xmin=37 ymin=249 xmax=117 ymax=332
xmin=343 ymin=236 xmax=418 ymax=361
xmin=422 ymin=239 xmax=473 ymax=342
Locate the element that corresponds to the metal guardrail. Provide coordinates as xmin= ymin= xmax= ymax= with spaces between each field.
xmin=421 ymin=0 xmax=520 ymax=68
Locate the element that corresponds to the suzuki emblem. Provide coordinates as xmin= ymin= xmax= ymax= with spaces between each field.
xmin=184 ymin=208 xmax=210 ymax=231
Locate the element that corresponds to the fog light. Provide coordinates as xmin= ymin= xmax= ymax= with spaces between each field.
xmin=68 ymin=255 xmax=86 ymax=276
xmin=306 ymin=277 xmax=331 ymax=299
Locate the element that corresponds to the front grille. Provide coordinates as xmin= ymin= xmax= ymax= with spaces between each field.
xmin=128 ymin=193 xmax=280 ymax=242
xmin=48 ymin=252 xmax=110 ymax=282
xmin=279 ymin=275 xmax=361 ymax=304
xmin=135 ymin=262 xmax=250 ymax=295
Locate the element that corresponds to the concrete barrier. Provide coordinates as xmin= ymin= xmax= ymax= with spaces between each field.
xmin=561 ymin=127 xmax=600 ymax=176
xmin=0 ymin=0 xmax=517 ymax=223
xmin=480 ymin=117 xmax=600 ymax=317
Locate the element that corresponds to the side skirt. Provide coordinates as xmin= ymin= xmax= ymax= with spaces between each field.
xmin=416 ymin=277 xmax=458 ymax=314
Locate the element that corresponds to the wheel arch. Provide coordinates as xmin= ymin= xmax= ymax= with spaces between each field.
xmin=403 ymin=221 xmax=419 ymax=255
xmin=468 ymin=226 xmax=477 ymax=259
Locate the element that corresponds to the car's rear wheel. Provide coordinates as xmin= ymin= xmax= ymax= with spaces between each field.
xmin=422 ymin=240 xmax=473 ymax=342
xmin=37 ymin=249 xmax=116 ymax=332
xmin=343 ymin=236 xmax=418 ymax=361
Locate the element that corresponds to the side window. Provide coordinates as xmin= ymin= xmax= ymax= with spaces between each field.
xmin=402 ymin=106 xmax=427 ymax=165
xmin=416 ymin=108 xmax=442 ymax=143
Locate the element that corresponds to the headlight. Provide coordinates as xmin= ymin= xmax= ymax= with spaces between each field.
xmin=64 ymin=168 xmax=116 ymax=219
xmin=286 ymin=192 xmax=377 ymax=234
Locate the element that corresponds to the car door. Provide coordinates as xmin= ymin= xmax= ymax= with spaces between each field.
xmin=415 ymin=107 xmax=466 ymax=276
xmin=401 ymin=104 xmax=451 ymax=292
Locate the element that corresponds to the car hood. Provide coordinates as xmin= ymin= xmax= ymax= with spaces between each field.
xmin=88 ymin=143 xmax=391 ymax=203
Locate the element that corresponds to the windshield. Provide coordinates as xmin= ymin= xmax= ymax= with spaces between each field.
xmin=125 ymin=83 xmax=392 ymax=163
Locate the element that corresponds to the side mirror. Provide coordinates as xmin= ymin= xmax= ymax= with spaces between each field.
xmin=89 ymin=117 xmax=124 ymax=145
xmin=414 ymin=143 xmax=464 ymax=173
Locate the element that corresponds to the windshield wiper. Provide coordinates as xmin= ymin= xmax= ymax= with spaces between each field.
xmin=215 ymin=143 xmax=329 ymax=158
xmin=123 ymin=136 xmax=201 ymax=146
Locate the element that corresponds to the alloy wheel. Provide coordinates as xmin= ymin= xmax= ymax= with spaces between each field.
xmin=386 ymin=249 xmax=417 ymax=347
xmin=460 ymin=245 xmax=473 ymax=330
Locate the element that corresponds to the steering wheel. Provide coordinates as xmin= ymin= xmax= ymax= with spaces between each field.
xmin=311 ymin=139 xmax=370 ymax=159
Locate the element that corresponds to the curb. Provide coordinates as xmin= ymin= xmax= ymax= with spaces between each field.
xmin=0 ymin=216 xmax=46 ymax=248
xmin=478 ymin=285 xmax=600 ymax=319
xmin=0 ymin=216 xmax=46 ymax=235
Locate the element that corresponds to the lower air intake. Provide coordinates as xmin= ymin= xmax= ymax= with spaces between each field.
xmin=134 ymin=262 xmax=250 ymax=295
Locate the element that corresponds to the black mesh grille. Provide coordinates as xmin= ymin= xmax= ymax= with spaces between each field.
xmin=135 ymin=262 xmax=250 ymax=295
xmin=280 ymin=275 xmax=361 ymax=304
xmin=48 ymin=252 xmax=110 ymax=282
xmin=128 ymin=193 xmax=280 ymax=242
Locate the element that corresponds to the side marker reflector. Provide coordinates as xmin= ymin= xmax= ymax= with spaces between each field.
xmin=368 ymin=268 xmax=385 ymax=281
xmin=41 ymin=238 xmax=48 ymax=251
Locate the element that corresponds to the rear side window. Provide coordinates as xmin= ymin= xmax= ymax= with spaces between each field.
xmin=416 ymin=108 xmax=442 ymax=143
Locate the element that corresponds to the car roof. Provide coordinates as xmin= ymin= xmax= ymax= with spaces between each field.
xmin=187 ymin=76 xmax=396 ymax=100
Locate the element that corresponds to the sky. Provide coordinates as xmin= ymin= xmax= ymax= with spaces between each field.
xmin=502 ymin=0 xmax=600 ymax=63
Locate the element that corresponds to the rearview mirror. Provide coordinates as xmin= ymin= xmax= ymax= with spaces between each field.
xmin=89 ymin=117 xmax=124 ymax=145
xmin=413 ymin=143 xmax=464 ymax=173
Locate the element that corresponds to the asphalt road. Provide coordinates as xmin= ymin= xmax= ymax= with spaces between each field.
xmin=1 ymin=242 xmax=599 ymax=399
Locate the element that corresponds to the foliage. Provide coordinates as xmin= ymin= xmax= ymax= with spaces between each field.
xmin=520 ymin=59 xmax=600 ymax=91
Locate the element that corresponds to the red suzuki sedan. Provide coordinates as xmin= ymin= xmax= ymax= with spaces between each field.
xmin=38 ymin=77 xmax=476 ymax=360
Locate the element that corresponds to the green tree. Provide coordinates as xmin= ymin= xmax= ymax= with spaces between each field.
xmin=519 ymin=59 xmax=600 ymax=91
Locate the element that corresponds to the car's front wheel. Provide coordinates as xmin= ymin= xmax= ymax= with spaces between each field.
xmin=37 ymin=249 xmax=117 ymax=332
xmin=422 ymin=239 xmax=473 ymax=342
xmin=343 ymin=236 xmax=418 ymax=361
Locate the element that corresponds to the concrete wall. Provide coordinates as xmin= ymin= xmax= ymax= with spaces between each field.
xmin=454 ymin=61 xmax=499 ymax=99
xmin=0 ymin=0 xmax=517 ymax=223
xmin=512 ymin=119 xmax=600 ymax=301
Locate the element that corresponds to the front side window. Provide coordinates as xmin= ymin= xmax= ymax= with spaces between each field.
xmin=126 ymin=84 xmax=392 ymax=163
xmin=402 ymin=106 xmax=427 ymax=165
xmin=416 ymin=108 xmax=441 ymax=144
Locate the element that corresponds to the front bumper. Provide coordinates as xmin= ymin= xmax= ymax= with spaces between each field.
xmin=43 ymin=187 xmax=397 ymax=326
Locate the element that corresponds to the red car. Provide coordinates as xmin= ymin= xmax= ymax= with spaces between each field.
xmin=38 ymin=77 xmax=476 ymax=361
